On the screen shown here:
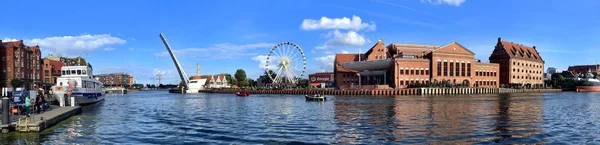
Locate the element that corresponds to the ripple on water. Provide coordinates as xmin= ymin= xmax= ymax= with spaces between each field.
xmin=6 ymin=91 xmax=600 ymax=144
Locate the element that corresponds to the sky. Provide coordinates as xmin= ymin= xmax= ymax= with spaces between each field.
xmin=2 ymin=0 xmax=600 ymax=85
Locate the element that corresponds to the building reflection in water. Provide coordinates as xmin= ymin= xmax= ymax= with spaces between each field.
xmin=333 ymin=93 xmax=544 ymax=144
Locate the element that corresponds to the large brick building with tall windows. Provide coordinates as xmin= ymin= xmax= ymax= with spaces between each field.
xmin=334 ymin=39 xmax=499 ymax=90
xmin=0 ymin=40 xmax=43 ymax=89
xmin=489 ymin=37 xmax=544 ymax=88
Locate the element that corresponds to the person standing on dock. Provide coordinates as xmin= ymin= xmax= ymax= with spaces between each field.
xmin=24 ymin=95 xmax=31 ymax=117
xmin=35 ymin=92 xmax=43 ymax=114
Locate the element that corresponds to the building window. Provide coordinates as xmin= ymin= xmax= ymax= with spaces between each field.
xmin=461 ymin=63 xmax=466 ymax=76
xmin=449 ymin=62 xmax=454 ymax=76
xmin=443 ymin=62 xmax=448 ymax=76
xmin=426 ymin=70 xmax=429 ymax=75
xmin=420 ymin=70 xmax=424 ymax=76
xmin=415 ymin=69 xmax=419 ymax=75
xmin=405 ymin=69 xmax=409 ymax=75
xmin=467 ymin=63 xmax=471 ymax=76
xmin=455 ymin=63 xmax=460 ymax=77
xmin=400 ymin=69 xmax=404 ymax=75
xmin=410 ymin=70 xmax=414 ymax=75
xmin=437 ymin=61 xmax=442 ymax=76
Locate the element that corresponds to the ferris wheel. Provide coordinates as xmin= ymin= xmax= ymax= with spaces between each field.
xmin=266 ymin=42 xmax=307 ymax=84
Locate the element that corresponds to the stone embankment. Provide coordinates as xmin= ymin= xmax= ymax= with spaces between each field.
xmin=199 ymin=88 xmax=562 ymax=96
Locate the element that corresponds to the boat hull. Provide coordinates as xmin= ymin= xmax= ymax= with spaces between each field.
xmin=305 ymin=95 xmax=326 ymax=101
xmin=72 ymin=93 xmax=105 ymax=105
xmin=235 ymin=92 xmax=250 ymax=97
xmin=576 ymin=86 xmax=600 ymax=92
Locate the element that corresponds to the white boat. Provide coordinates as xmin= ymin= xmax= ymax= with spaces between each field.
xmin=50 ymin=65 xmax=104 ymax=105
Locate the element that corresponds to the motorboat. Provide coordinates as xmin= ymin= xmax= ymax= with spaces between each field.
xmin=305 ymin=94 xmax=326 ymax=101
xmin=235 ymin=91 xmax=250 ymax=97
xmin=51 ymin=64 xmax=104 ymax=105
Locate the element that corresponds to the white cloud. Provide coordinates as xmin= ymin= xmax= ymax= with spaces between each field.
xmin=341 ymin=50 xmax=350 ymax=54
xmin=1 ymin=38 xmax=18 ymax=42
xmin=316 ymin=30 xmax=367 ymax=49
xmin=315 ymin=55 xmax=336 ymax=72
xmin=301 ymin=15 xmax=376 ymax=31
xmin=21 ymin=34 xmax=127 ymax=56
xmin=420 ymin=0 xmax=466 ymax=6
xmin=155 ymin=43 xmax=275 ymax=60
xmin=251 ymin=55 xmax=279 ymax=70
xmin=104 ymin=47 xmax=116 ymax=51
xmin=129 ymin=48 xmax=135 ymax=51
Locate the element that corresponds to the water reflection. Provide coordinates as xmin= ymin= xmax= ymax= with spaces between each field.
xmin=333 ymin=93 xmax=546 ymax=144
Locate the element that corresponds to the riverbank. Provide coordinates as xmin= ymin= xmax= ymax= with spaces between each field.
xmin=199 ymin=88 xmax=562 ymax=96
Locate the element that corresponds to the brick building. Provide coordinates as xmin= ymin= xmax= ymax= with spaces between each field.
xmin=334 ymin=39 xmax=499 ymax=90
xmin=42 ymin=57 xmax=65 ymax=88
xmin=95 ymin=73 xmax=134 ymax=87
xmin=489 ymin=37 xmax=544 ymax=88
xmin=31 ymin=46 xmax=42 ymax=90
xmin=0 ymin=40 xmax=43 ymax=89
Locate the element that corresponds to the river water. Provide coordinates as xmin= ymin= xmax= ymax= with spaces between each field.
xmin=2 ymin=91 xmax=600 ymax=144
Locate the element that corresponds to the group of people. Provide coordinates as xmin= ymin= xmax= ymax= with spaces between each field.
xmin=23 ymin=92 xmax=49 ymax=117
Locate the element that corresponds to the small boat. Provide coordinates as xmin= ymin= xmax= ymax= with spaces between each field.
xmin=235 ymin=91 xmax=250 ymax=97
xmin=305 ymin=94 xmax=326 ymax=101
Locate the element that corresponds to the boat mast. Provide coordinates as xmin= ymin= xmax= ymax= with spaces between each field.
xmin=159 ymin=33 xmax=190 ymax=92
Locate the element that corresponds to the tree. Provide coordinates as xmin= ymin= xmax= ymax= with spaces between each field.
xmin=247 ymin=78 xmax=256 ymax=87
xmin=232 ymin=79 xmax=239 ymax=86
xmin=297 ymin=79 xmax=308 ymax=88
xmin=258 ymin=70 xmax=276 ymax=85
xmin=551 ymin=73 xmax=566 ymax=87
xmin=158 ymin=84 xmax=164 ymax=88
xmin=234 ymin=69 xmax=248 ymax=87
xmin=11 ymin=78 xmax=23 ymax=88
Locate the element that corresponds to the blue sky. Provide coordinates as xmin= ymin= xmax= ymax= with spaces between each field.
xmin=1 ymin=0 xmax=599 ymax=84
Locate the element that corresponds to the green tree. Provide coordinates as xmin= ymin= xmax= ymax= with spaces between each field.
xmin=10 ymin=78 xmax=23 ymax=88
xmin=247 ymin=78 xmax=256 ymax=87
xmin=298 ymin=79 xmax=309 ymax=88
xmin=258 ymin=70 xmax=276 ymax=85
xmin=234 ymin=69 xmax=248 ymax=86
xmin=551 ymin=73 xmax=566 ymax=87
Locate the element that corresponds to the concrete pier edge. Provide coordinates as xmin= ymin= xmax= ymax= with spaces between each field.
xmin=199 ymin=88 xmax=561 ymax=96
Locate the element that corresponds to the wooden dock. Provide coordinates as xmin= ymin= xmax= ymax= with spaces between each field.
xmin=14 ymin=106 xmax=82 ymax=133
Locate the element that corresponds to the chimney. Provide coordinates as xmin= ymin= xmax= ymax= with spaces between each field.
xmin=533 ymin=46 xmax=536 ymax=49
xmin=196 ymin=63 xmax=200 ymax=76
xmin=497 ymin=37 xmax=502 ymax=42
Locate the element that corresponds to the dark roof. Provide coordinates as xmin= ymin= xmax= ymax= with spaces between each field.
xmin=497 ymin=37 xmax=543 ymax=62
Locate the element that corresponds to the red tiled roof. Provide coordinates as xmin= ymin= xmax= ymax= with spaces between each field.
xmin=2 ymin=40 xmax=23 ymax=47
xmin=498 ymin=38 xmax=543 ymax=62
xmin=335 ymin=54 xmax=360 ymax=73
xmin=30 ymin=45 xmax=39 ymax=51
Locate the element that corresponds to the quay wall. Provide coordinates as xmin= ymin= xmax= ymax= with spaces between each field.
xmin=199 ymin=88 xmax=561 ymax=96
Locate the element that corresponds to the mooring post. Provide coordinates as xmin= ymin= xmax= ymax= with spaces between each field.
xmin=70 ymin=95 xmax=76 ymax=107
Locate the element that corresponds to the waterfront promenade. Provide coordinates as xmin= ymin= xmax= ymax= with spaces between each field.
xmin=200 ymin=88 xmax=562 ymax=96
